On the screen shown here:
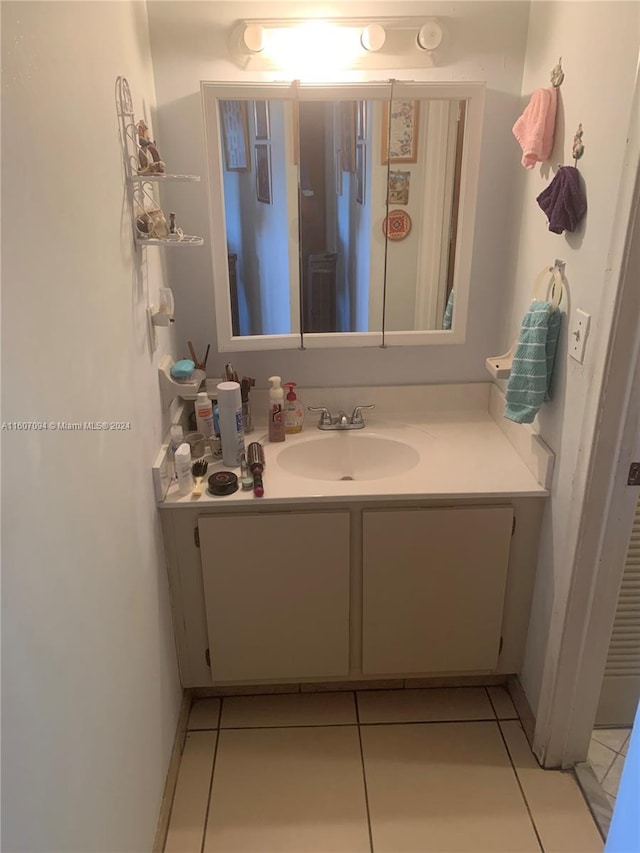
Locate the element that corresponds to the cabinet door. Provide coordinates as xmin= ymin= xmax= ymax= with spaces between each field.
xmin=362 ymin=507 xmax=513 ymax=675
xmin=199 ymin=512 xmax=350 ymax=682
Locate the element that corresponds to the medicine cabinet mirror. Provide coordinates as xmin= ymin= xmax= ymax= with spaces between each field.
xmin=202 ymin=81 xmax=484 ymax=350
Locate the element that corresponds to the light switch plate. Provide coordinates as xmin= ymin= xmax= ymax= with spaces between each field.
xmin=569 ymin=308 xmax=591 ymax=363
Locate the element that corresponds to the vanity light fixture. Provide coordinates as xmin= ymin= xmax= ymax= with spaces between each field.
xmin=360 ymin=23 xmax=386 ymax=52
xmin=229 ymin=18 xmax=446 ymax=71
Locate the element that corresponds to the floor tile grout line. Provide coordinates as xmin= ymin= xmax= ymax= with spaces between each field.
xmin=198 ymin=698 xmax=224 ymax=853
xmin=191 ymin=716 xmax=500 ymax=732
xmin=484 ymin=686 xmax=499 ymax=721
xmin=600 ymin=754 xmax=622 ymax=794
xmin=355 ymin=692 xmax=376 ymax=853
xmin=496 ymin=720 xmax=545 ymax=853
xmin=591 ymin=729 xmax=632 ymax=753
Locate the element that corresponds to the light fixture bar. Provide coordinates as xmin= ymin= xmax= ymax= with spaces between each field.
xmin=229 ymin=17 xmax=445 ymax=71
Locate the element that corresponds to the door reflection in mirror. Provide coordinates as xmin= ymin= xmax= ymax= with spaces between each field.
xmin=384 ymin=99 xmax=465 ymax=333
xmin=298 ymin=99 xmax=386 ymax=334
xmin=220 ymin=99 xmax=299 ymax=336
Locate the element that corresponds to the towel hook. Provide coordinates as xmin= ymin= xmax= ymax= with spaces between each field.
xmin=550 ymin=57 xmax=564 ymax=88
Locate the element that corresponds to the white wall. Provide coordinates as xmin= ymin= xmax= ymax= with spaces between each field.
xmin=1 ymin=3 xmax=182 ymax=850
xmin=147 ymin=0 xmax=530 ymax=386
xmin=498 ymin=2 xmax=639 ymax=724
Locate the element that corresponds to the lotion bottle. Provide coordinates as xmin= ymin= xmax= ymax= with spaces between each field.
xmin=216 ymin=381 xmax=245 ymax=466
xmin=174 ymin=443 xmax=193 ymax=496
xmin=283 ymin=382 xmax=304 ymax=434
xmin=268 ymin=376 xmax=285 ymax=442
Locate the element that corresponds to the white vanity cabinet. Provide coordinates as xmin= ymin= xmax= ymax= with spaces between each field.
xmin=361 ymin=507 xmax=513 ymax=675
xmin=159 ymin=497 xmax=543 ymax=688
xmin=197 ymin=512 xmax=351 ymax=682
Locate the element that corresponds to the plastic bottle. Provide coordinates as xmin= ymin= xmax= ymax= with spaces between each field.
xmin=210 ymin=403 xmax=222 ymax=458
xmin=174 ymin=443 xmax=193 ymax=496
xmin=283 ymin=382 xmax=304 ymax=434
xmin=169 ymin=424 xmax=184 ymax=457
xmin=195 ymin=392 xmax=215 ymax=440
xmin=268 ymin=376 xmax=285 ymax=442
xmin=169 ymin=424 xmax=185 ymax=478
xmin=216 ymin=381 xmax=245 ymax=466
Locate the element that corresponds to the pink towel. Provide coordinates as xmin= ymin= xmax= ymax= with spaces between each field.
xmin=512 ymin=87 xmax=558 ymax=169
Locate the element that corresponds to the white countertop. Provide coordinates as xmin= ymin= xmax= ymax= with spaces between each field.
xmin=159 ymin=401 xmax=549 ymax=509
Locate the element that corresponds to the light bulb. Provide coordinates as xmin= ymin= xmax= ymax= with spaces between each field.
xmin=360 ymin=23 xmax=386 ymax=52
xmin=417 ymin=20 xmax=443 ymax=51
xmin=242 ymin=23 xmax=265 ymax=54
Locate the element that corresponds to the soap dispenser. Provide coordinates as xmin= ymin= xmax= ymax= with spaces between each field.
xmin=283 ymin=382 xmax=304 ymax=434
xmin=267 ymin=375 xmax=285 ymax=442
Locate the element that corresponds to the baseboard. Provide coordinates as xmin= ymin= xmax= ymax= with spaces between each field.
xmin=507 ymin=676 xmax=536 ymax=745
xmin=190 ymin=674 xmax=508 ymax=698
xmin=152 ymin=690 xmax=193 ymax=853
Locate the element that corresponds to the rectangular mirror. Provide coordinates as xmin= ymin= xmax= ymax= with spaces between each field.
xmin=201 ymin=81 xmax=484 ymax=350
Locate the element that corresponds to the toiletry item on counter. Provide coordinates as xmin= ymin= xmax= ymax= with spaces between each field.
xmin=240 ymin=453 xmax=253 ymax=491
xmin=195 ymin=392 xmax=215 ymax=441
xmin=240 ymin=376 xmax=255 ymax=434
xmin=170 ymin=359 xmax=195 ymax=383
xmin=224 ymin=362 xmax=239 ymax=383
xmin=185 ymin=431 xmax=206 ymax=460
xmin=169 ymin=425 xmax=185 ymax=468
xmin=207 ymin=470 xmax=239 ymax=496
xmin=174 ymin=443 xmax=193 ymax=496
xmin=187 ymin=341 xmax=210 ymax=371
xmin=216 ymin=381 xmax=245 ymax=467
xmin=283 ymin=382 xmax=304 ymax=434
xmin=191 ymin=459 xmax=209 ymax=498
xmin=210 ymin=404 xmax=222 ymax=458
xmin=247 ymin=441 xmax=265 ymax=497
xmin=268 ymin=376 xmax=286 ymax=442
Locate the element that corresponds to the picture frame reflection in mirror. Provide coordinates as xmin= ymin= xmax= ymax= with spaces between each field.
xmin=388 ymin=170 xmax=410 ymax=205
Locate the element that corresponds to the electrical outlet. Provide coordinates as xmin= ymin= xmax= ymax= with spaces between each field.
xmin=569 ymin=308 xmax=591 ymax=363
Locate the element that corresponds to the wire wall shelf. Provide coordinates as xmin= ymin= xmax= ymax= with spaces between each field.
xmin=116 ymin=76 xmax=203 ymax=248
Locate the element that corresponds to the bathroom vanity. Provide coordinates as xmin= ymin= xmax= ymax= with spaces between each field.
xmin=158 ymin=384 xmax=552 ymax=689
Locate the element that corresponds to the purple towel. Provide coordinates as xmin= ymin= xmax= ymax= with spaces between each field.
xmin=536 ymin=166 xmax=587 ymax=234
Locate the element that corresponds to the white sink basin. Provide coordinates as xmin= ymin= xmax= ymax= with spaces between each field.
xmin=276 ymin=432 xmax=421 ymax=481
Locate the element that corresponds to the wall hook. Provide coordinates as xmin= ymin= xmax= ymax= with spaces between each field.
xmin=550 ymin=57 xmax=564 ymax=88
xmin=572 ymin=123 xmax=584 ymax=166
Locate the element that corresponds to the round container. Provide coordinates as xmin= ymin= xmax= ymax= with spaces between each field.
xmin=185 ymin=431 xmax=206 ymax=460
xmin=207 ymin=470 xmax=239 ymax=496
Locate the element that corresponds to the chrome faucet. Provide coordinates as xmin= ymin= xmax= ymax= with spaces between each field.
xmin=308 ymin=404 xmax=375 ymax=430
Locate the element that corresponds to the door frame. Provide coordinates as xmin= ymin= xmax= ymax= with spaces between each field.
xmin=533 ymin=62 xmax=640 ymax=768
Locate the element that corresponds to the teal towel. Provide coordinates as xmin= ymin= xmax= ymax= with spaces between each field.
xmin=443 ymin=290 xmax=454 ymax=330
xmin=504 ymin=300 xmax=561 ymax=424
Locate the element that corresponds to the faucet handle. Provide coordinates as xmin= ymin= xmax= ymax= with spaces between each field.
xmin=350 ymin=404 xmax=375 ymax=425
xmin=308 ymin=406 xmax=332 ymax=427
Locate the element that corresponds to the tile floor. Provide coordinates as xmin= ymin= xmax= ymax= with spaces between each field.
xmin=587 ymin=727 xmax=632 ymax=808
xmin=164 ymin=687 xmax=603 ymax=853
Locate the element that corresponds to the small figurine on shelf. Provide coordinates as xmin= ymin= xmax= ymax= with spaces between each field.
xmin=136 ymin=206 xmax=169 ymax=239
xmin=137 ymin=120 xmax=165 ymax=175
xmin=169 ymin=212 xmax=177 ymax=234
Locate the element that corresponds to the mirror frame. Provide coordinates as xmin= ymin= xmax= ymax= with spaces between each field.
xmin=201 ymin=80 xmax=485 ymax=351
